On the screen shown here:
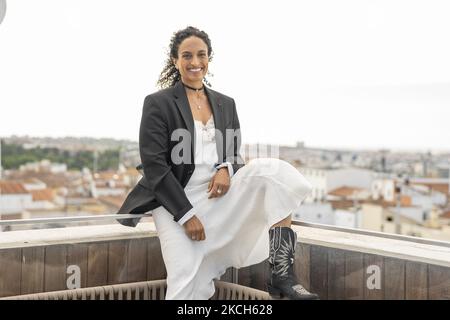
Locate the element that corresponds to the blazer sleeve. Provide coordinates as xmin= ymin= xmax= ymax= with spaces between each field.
xmin=225 ymin=98 xmax=245 ymax=174
xmin=139 ymin=95 xmax=193 ymax=222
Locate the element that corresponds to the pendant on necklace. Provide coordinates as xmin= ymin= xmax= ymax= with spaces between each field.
xmin=197 ymin=105 xmax=201 ymax=110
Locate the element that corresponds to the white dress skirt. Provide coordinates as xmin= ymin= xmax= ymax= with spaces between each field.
xmin=151 ymin=115 xmax=313 ymax=300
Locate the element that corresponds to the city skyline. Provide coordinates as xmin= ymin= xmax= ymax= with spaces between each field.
xmin=2 ymin=133 xmax=450 ymax=154
xmin=1 ymin=0 xmax=450 ymax=151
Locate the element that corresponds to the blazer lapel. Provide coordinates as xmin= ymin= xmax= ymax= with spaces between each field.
xmin=173 ymin=80 xmax=225 ymax=165
xmin=173 ymin=81 xmax=195 ymax=163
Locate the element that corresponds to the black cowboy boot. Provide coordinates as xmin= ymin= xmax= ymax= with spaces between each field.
xmin=267 ymin=226 xmax=319 ymax=300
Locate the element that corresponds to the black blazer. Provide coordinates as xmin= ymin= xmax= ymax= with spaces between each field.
xmin=117 ymin=80 xmax=245 ymax=227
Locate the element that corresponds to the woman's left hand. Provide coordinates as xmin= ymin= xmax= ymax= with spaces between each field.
xmin=208 ymin=168 xmax=230 ymax=198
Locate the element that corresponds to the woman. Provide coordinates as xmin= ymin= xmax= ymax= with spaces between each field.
xmin=118 ymin=26 xmax=318 ymax=300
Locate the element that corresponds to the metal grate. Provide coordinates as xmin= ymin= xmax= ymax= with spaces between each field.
xmin=0 ymin=279 xmax=270 ymax=300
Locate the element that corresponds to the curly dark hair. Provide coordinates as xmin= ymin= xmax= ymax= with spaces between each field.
xmin=157 ymin=26 xmax=213 ymax=89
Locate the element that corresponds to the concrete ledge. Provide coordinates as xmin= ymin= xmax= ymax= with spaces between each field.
xmin=0 ymin=222 xmax=157 ymax=249
xmin=293 ymin=225 xmax=450 ymax=268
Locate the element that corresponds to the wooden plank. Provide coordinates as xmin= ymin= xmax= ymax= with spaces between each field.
xmin=327 ymin=248 xmax=346 ymax=300
xmin=405 ymin=261 xmax=428 ymax=300
xmin=147 ymin=237 xmax=166 ymax=280
xmin=0 ymin=249 xmax=22 ymax=297
xmin=127 ymin=238 xmax=148 ymax=283
xmin=108 ymin=240 xmax=128 ymax=284
xmin=310 ymin=245 xmax=328 ymax=300
xmin=220 ymin=267 xmax=233 ymax=282
xmin=44 ymin=245 xmax=67 ymax=292
xmin=262 ymin=260 xmax=271 ymax=291
xmin=237 ymin=265 xmax=252 ymax=288
xmin=384 ymin=257 xmax=405 ymax=300
xmin=87 ymin=242 xmax=108 ymax=287
xmin=364 ymin=254 xmax=384 ymax=300
xmin=249 ymin=261 xmax=268 ymax=291
xmin=428 ymin=265 xmax=450 ymax=300
xmin=21 ymin=247 xmax=45 ymax=294
xmin=66 ymin=244 xmax=88 ymax=288
xmin=294 ymin=243 xmax=311 ymax=291
xmin=344 ymin=251 xmax=364 ymax=300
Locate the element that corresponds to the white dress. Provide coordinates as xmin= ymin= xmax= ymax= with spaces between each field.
xmin=151 ymin=115 xmax=313 ymax=300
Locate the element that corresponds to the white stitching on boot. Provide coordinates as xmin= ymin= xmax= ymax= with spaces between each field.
xmin=292 ymin=284 xmax=313 ymax=295
xmin=273 ymin=234 xmax=294 ymax=277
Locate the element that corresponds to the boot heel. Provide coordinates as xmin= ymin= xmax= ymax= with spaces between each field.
xmin=267 ymin=284 xmax=283 ymax=299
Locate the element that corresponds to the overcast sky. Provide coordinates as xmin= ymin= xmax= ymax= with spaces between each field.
xmin=1 ymin=0 xmax=449 ymax=152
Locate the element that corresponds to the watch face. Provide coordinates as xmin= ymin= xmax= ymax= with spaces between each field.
xmin=0 ymin=0 xmax=6 ymax=25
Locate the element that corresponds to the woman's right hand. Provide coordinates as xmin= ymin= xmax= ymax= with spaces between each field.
xmin=183 ymin=215 xmax=206 ymax=241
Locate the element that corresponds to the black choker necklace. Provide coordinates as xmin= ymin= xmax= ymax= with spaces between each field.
xmin=182 ymin=82 xmax=204 ymax=91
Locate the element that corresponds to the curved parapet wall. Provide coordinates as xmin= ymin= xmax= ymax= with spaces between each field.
xmin=0 ymin=222 xmax=449 ymax=299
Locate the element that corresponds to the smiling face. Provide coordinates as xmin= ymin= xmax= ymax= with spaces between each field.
xmin=172 ymin=36 xmax=209 ymax=88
